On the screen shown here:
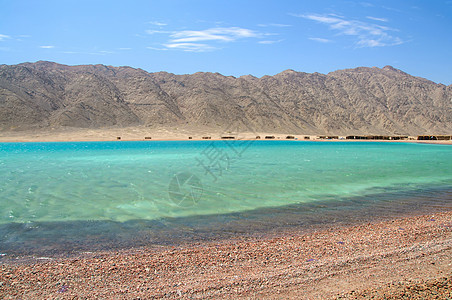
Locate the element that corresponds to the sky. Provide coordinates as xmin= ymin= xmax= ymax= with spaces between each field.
xmin=1 ymin=0 xmax=451 ymax=84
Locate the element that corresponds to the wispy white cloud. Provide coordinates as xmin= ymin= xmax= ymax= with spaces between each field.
xmin=356 ymin=37 xmax=402 ymax=47
xmin=170 ymin=27 xmax=260 ymax=43
xmin=360 ymin=2 xmax=375 ymax=7
xmin=258 ymin=39 xmax=284 ymax=44
xmin=290 ymin=13 xmax=338 ymax=23
xmin=150 ymin=27 xmax=262 ymax=52
xmin=148 ymin=21 xmax=167 ymax=26
xmin=118 ymin=47 xmax=132 ymax=50
xmin=309 ymin=37 xmax=332 ymax=43
xmin=1 ymin=34 xmax=32 ymax=42
xmin=145 ymin=30 xmax=169 ymax=35
xmin=0 ymin=34 xmax=11 ymax=41
xmin=382 ymin=6 xmax=403 ymax=13
xmin=366 ymin=16 xmax=388 ymax=22
xmin=39 ymin=45 xmax=54 ymax=49
xmin=163 ymin=42 xmax=217 ymax=52
xmin=258 ymin=23 xmax=292 ymax=27
xmin=146 ymin=46 xmax=169 ymax=51
xmin=294 ymin=13 xmax=403 ymax=47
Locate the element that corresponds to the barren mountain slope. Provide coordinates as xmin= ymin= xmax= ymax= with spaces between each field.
xmin=0 ymin=61 xmax=450 ymax=134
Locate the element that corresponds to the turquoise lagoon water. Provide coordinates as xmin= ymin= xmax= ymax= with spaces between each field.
xmin=0 ymin=140 xmax=451 ymax=255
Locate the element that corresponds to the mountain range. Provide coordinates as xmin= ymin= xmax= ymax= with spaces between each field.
xmin=0 ymin=61 xmax=450 ymax=135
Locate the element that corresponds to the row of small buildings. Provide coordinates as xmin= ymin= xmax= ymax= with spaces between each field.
xmin=315 ymin=135 xmax=451 ymax=140
xmin=117 ymin=135 xmax=451 ymax=141
xmin=222 ymin=135 xmax=451 ymax=140
xmin=221 ymin=135 xmax=451 ymax=141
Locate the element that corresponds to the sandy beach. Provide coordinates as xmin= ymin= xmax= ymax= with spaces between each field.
xmin=1 ymin=211 xmax=451 ymax=299
xmin=0 ymin=126 xmax=450 ymax=144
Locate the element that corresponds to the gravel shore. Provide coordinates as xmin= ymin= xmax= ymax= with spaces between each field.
xmin=1 ymin=211 xmax=451 ymax=299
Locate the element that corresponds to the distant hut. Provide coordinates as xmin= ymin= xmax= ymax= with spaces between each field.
xmin=286 ymin=135 xmax=295 ymax=139
xmin=389 ymin=136 xmax=408 ymax=140
xmin=418 ymin=135 xmax=436 ymax=140
xmin=418 ymin=135 xmax=451 ymax=140
xmin=436 ymin=135 xmax=451 ymax=140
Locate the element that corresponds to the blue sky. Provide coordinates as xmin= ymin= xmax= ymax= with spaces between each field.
xmin=1 ymin=0 xmax=451 ymax=84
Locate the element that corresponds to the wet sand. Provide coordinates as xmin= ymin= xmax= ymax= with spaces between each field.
xmin=1 ymin=211 xmax=451 ymax=299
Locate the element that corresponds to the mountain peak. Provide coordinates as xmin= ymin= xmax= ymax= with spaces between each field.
xmin=278 ymin=69 xmax=298 ymax=75
xmin=382 ymin=65 xmax=407 ymax=75
xmin=19 ymin=60 xmax=61 ymax=68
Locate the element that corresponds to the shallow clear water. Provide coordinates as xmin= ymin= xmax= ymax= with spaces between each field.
xmin=0 ymin=140 xmax=451 ymax=255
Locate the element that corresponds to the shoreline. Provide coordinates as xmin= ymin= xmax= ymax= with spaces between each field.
xmin=2 ymin=184 xmax=451 ymax=260
xmin=0 ymin=126 xmax=450 ymax=144
xmin=1 ymin=210 xmax=451 ymax=298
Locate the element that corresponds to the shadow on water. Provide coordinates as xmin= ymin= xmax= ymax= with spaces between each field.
xmin=0 ymin=186 xmax=451 ymax=258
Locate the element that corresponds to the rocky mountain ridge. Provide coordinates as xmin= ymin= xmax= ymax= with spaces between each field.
xmin=0 ymin=61 xmax=450 ymax=135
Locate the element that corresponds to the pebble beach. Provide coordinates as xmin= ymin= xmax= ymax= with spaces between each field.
xmin=1 ymin=210 xmax=451 ymax=299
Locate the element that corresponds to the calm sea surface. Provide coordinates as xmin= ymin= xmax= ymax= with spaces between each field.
xmin=0 ymin=141 xmax=451 ymax=255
